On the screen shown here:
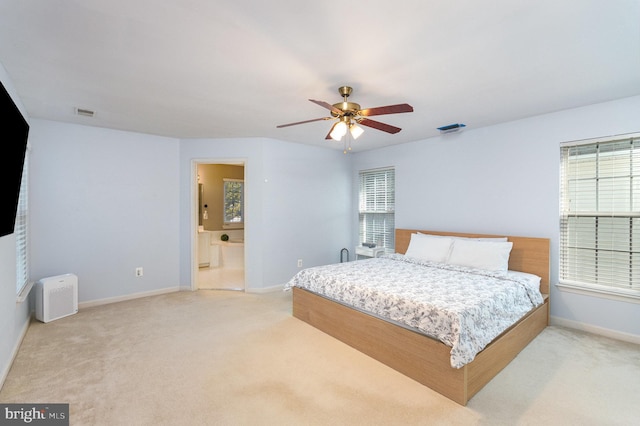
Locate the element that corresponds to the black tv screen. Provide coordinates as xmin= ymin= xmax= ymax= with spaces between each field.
xmin=0 ymin=81 xmax=29 ymax=238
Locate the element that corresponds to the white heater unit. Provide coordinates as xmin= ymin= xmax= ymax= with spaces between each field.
xmin=35 ymin=273 xmax=78 ymax=323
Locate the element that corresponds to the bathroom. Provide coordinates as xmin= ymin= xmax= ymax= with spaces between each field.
xmin=197 ymin=163 xmax=245 ymax=291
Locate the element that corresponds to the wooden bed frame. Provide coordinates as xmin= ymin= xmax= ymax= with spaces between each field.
xmin=292 ymin=229 xmax=550 ymax=405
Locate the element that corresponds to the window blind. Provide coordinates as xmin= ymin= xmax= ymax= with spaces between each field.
xmin=359 ymin=167 xmax=395 ymax=251
xmin=560 ymin=135 xmax=640 ymax=294
xmin=16 ymin=152 xmax=28 ymax=295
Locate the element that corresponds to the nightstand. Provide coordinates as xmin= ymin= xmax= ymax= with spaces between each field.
xmin=355 ymin=246 xmax=385 ymax=260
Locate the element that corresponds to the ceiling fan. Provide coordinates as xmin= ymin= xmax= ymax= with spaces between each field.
xmin=276 ymin=86 xmax=413 ymax=145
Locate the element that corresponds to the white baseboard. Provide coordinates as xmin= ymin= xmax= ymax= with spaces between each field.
xmin=0 ymin=313 xmax=31 ymax=391
xmin=550 ymin=315 xmax=640 ymax=345
xmin=78 ymin=287 xmax=181 ymax=309
xmin=51 ymin=284 xmax=288 ymax=310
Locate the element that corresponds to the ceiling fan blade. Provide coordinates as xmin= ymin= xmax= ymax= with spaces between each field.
xmin=359 ymin=103 xmax=414 ymax=117
xmin=276 ymin=117 xmax=331 ymax=128
xmin=309 ymin=99 xmax=344 ymax=116
xmin=358 ymin=118 xmax=402 ymax=134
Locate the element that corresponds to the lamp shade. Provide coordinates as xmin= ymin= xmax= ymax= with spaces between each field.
xmin=350 ymin=123 xmax=364 ymax=139
xmin=330 ymin=121 xmax=348 ymax=141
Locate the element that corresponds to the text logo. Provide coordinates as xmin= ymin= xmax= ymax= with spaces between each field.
xmin=0 ymin=404 xmax=68 ymax=425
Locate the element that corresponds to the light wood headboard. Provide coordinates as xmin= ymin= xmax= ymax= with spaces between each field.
xmin=395 ymin=229 xmax=550 ymax=295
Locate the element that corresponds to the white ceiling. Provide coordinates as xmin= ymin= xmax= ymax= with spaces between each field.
xmin=1 ymin=1 xmax=639 ymax=152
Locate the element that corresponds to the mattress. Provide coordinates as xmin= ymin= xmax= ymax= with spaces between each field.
xmin=285 ymin=254 xmax=543 ymax=368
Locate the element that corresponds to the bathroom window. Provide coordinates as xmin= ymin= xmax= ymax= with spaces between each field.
xmin=223 ymin=179 xmax=244 ymax=228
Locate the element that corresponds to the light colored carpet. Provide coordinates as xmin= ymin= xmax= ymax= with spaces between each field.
xmin=1 ymin=290 xmax=639 ymax=425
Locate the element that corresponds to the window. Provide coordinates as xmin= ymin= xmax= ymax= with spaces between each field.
xmin=560 ymin=134 xmax=640 ymax=299
xmin=16 ymin=152 xmax=29 ymax=298
xmin=223 ymin=179 xmax=244 ymax=228
xmin=359 ymin=167 xmax=395 ymax=252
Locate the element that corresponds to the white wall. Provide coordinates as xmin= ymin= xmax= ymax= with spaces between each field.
xmin=261 ymin=139 xmax=351 ymax=284
xmin=351 ymin=95 xmax=640 ymax=341
xmin=0 ymin=63 xmax=31 ymax=387
xmin=179 ymin=137 xmax=351 ymax=291
xmin=28 ymin=120 xmax=181 ymax=303
xmin=22 ymin=123 xmax=350 ymax=305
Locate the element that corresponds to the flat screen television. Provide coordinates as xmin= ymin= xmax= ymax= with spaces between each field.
xmin=0 ymin=81 xmax=29 ymax=238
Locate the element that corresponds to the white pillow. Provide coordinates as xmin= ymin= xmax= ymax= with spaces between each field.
xmin=405 ymin=233 xmax=454 ymax=263
xmin=447 ymin=239 xmax=513 ymax=271
xmin=417 ymin=232 xmax=508 ymax=242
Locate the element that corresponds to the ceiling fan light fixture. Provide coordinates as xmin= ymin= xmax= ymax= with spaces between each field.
xmin=277 ymin=85 xmax=413 ymax=147
xmin=350 ymin=122 xmax=364 ymax=139
xmin=330 ymin=120 xmax=348 ymax=141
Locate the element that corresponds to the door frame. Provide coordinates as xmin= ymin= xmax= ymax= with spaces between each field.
xmin=190 ymin=158 xmax=247 ymax=291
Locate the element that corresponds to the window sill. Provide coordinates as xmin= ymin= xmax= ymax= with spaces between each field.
xmin=16 ymin=281 xmax=34 ymax=304
xmin=556 ymin=281 xmax=640 ymax=305
xmin=222 ymin=224 xmax=244 ymax=230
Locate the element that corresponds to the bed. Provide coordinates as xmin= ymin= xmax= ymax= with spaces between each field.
xmin=286 ymin=229 xmax=550 ymax=405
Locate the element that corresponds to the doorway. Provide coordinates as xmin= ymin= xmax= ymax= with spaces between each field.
xmin=193 ymin=160 xmax=246 ymax=291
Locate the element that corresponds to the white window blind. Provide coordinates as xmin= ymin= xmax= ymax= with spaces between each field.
xmin=359 ymin=167 xmax=395 ymax=251
xmin=560 ymin=135 xmax=640 ymax=296
xmin=16 ymin=152 xmax=29 ymax=296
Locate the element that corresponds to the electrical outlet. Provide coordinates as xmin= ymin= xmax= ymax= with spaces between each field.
xmin=297 ymin=259 xmax=303 ymax=268
xmin=135 ymin=267 xmax=143 ymax=277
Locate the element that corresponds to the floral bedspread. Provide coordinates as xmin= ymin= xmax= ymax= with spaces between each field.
xmin=284 ymin=254 xmax=543 ymax=368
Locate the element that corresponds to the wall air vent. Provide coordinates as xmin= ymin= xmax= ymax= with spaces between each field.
xmin=437 ymin=123 xmax=466 ymax=134
xmin=75 ymin=107 xmax=95 ymax=118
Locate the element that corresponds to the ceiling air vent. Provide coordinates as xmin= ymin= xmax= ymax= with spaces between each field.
xmin=75 ymin=107 xmax=95 ymax=118
xmin=437 ymin=123 xmax=465 ymax=134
